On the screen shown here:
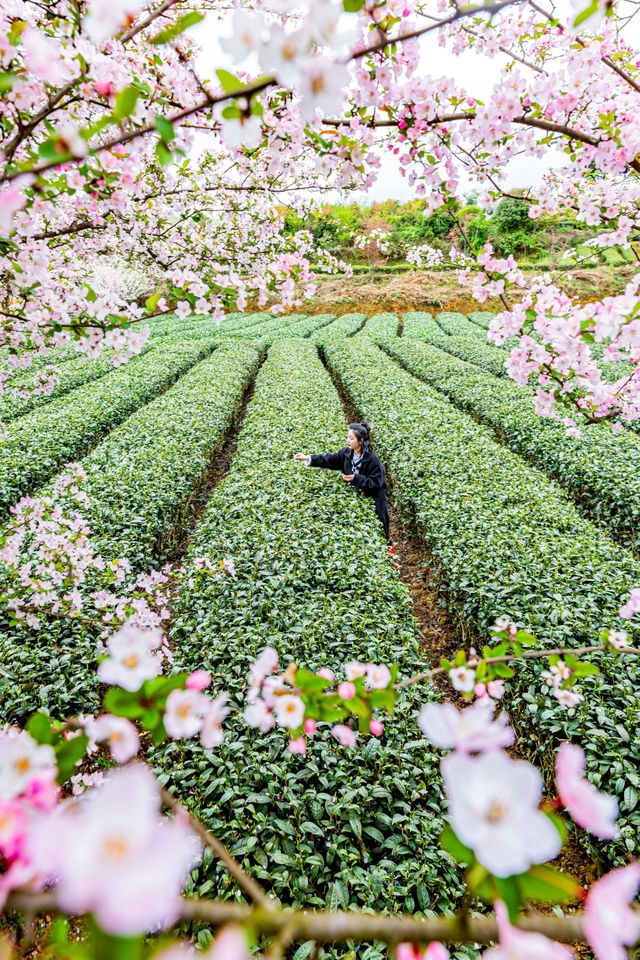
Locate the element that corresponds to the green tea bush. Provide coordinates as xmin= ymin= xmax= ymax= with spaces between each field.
xmin=381 ymin=337 xmax=640 ymax=549
xmin=324 ymin=337 xmax=640 ymax=862
xmin=156 ymin=338 xmax=463 ymax=928
xmin=0 ymin=341 xmax=215 ymax=516
xmin=0 ymin=343 xmax=260 ymax=722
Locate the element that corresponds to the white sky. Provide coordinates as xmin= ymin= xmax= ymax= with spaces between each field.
xmin=190 ymin=3 xmax=640 ymax=204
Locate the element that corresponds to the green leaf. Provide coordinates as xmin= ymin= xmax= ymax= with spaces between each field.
xmin=55 ymin=734 xmax=89 ymax=783
xmin=494 ymin=876 xmax=523 ymax=921
xmin=440 ymin=825 xmax=473 ymax=865
xmin=343 ymin=0 xmax=365 ymax=9
xmin=27 ymin=711 xmax=54 ymax=745
xmin=545 ymin=810 xmax=568 ymax=845
xmin=154 ymin=115 xmax=175 ymax=143
xmin=155 ymin=140 xmax=174 ymax=166
xmin=104 ymin=687 xmax=145 ymax=719
xmin=113 ymin=86 xmax=140 ymax=122
xmin=518 ymin=865 xmax=582 ymax=905
xmin=150 ymin=11 xmax=205 ymax=45
xmin=216 ymin=69 xmax=243 ymax=94
xmin=572 ymin=0 xmax=599 ymax=27
xmin=573 ymin=662 xmax=599 ymax=677
xmin=145 ymin=292 xmax=161 ymax=314
xmin=0 ymin=72 xmax=17 ymax=92
xmin=493 ymin=662 xmax=515 ymax=678
xmin=9 ymin=20 xmax=27 ymax=44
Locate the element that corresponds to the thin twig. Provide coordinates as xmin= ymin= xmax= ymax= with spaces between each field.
xmin=159 ymin=787 xmax=271 ymax=907
xmin=396 ymin=643 xmax=640 ymax=689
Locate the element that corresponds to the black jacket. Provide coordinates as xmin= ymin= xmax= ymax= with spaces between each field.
xmin=308 ymin=446 xmax=390 ymax=539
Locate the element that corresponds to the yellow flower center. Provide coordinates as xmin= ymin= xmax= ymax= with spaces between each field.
xmin=486 ymin=800 xmax=507 ymax=824
xmin=103 ymin=836 xmax=129 ymax=859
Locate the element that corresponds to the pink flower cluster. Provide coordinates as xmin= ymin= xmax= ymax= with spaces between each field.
xmin=33 ymin=763 xmax=200 ymax=935
xmin=244 ymin=648 xmax=389 ymax=754
xmin=0 ymin=728 xmax=58 ymax=906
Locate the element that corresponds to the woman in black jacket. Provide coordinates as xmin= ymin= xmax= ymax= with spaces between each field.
xmin=294 ymin=421 xmax=390 ymax=540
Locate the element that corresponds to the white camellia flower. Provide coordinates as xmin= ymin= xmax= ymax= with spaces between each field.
xmin=274 ymin=694 xmax=305 ymax=729
xmin=0 ymin=730 xmax=56 ymax=800
xmin=98 ymin=634 xmax=162 ymax=692
xmin=220 ymin=10 xmax=266 ymax=62
xmin=164 ymin=690 xmax=209 ymax=739
xmin=220 ymin=114 xmax=263 ymax=152
xmin=442 ymin=750 xmax=562 ymax=877
xmin=418 ymin=701 xmax=514 ymax=754
xmin=294 ymin=58 xmax=351 ymax=120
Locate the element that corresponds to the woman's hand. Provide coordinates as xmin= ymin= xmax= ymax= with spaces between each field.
xmin=341 ymin=473 xmax=354 ymax=482
xmin=294 ymin=453 xmax=311 ymax=464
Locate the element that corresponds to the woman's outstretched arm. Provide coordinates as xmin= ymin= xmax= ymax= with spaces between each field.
xmin=293 ymin=450 xmax=346 ymax=470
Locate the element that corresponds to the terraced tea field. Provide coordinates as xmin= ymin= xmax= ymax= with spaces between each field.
xmin=1 ymin=310 xmax=638 ymax=943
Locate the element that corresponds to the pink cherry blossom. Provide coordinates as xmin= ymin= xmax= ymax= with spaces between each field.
xmin=556 ymin=743 xmax=619 ymax=839
xmin=398 ymin=944 xmax=450 ymax=960
xmin=33 ymin=764 xmax=200 ymax=935
xmin=584 ymin=863 xmax=640 ymax=960
xmin=442 ymin=750 xmax=562 ymax=877
xmin=186 ymin=670 xmax=212 ymax=691
xmin=338 ymin=681 xmax=356 ymax=700
xmin=0 ymin=730 xmax=57 ymax=801
xmin=369 ymin=719 xmax=384 ymax=737
xmin=206 ymin=925 xmax=250 ymax=960
xmin=449 ymin=666 xmax=476 ymax=693
xmin=345 ymin=661 xmax=368 ymax=680
xmin=317 ymin=668 xmax=335 ymax=681
xmin=288 ymin=736 xmax=307 ymax=755
xmin=200 ymin=694 xmax=230 ymax=750
xmin=366 ymin=664 xmax=392 ymax=689
xmin=164 ymin=690 xmax=209 ymax=739
xmin=620 ymin=588 xmax=640 ymax=620
xmin=483 ymin=901 xmax=574 ymax=959
xmin=418 ymin=701 xmax=514 ymax=754
xmin=244 ymin=700 xmax=275 ymax=733
xmin=98 ymin=623 xmax=164 ymax=692
xmin=331 ymin=724 xmax=357 ymax=748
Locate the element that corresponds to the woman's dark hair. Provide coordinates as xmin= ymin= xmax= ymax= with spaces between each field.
xmin=348 ymin=421 xmax=371 ymax=447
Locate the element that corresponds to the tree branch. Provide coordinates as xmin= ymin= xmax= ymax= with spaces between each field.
xmin=120 ymin=0 xmax=182 ymax=43
xmin=9 ymin=891 xmax=638 ymax=947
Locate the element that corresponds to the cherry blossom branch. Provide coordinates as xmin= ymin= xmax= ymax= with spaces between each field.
xmin=350 ymin=0 xmax=521 ymax=59
xmin=0 ymin=0 xmax=526 ymax=187
xmin=396 ymin=643 xmax=640 ymax=689
xmin=30 ymin=220 xmax=107 ymax=241
xmin=120 ymin=0 xmax=182 ymax=42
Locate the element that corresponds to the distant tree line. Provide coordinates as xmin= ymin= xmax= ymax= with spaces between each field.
xmin=283 ymin=195 xmax=623 ymax=267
